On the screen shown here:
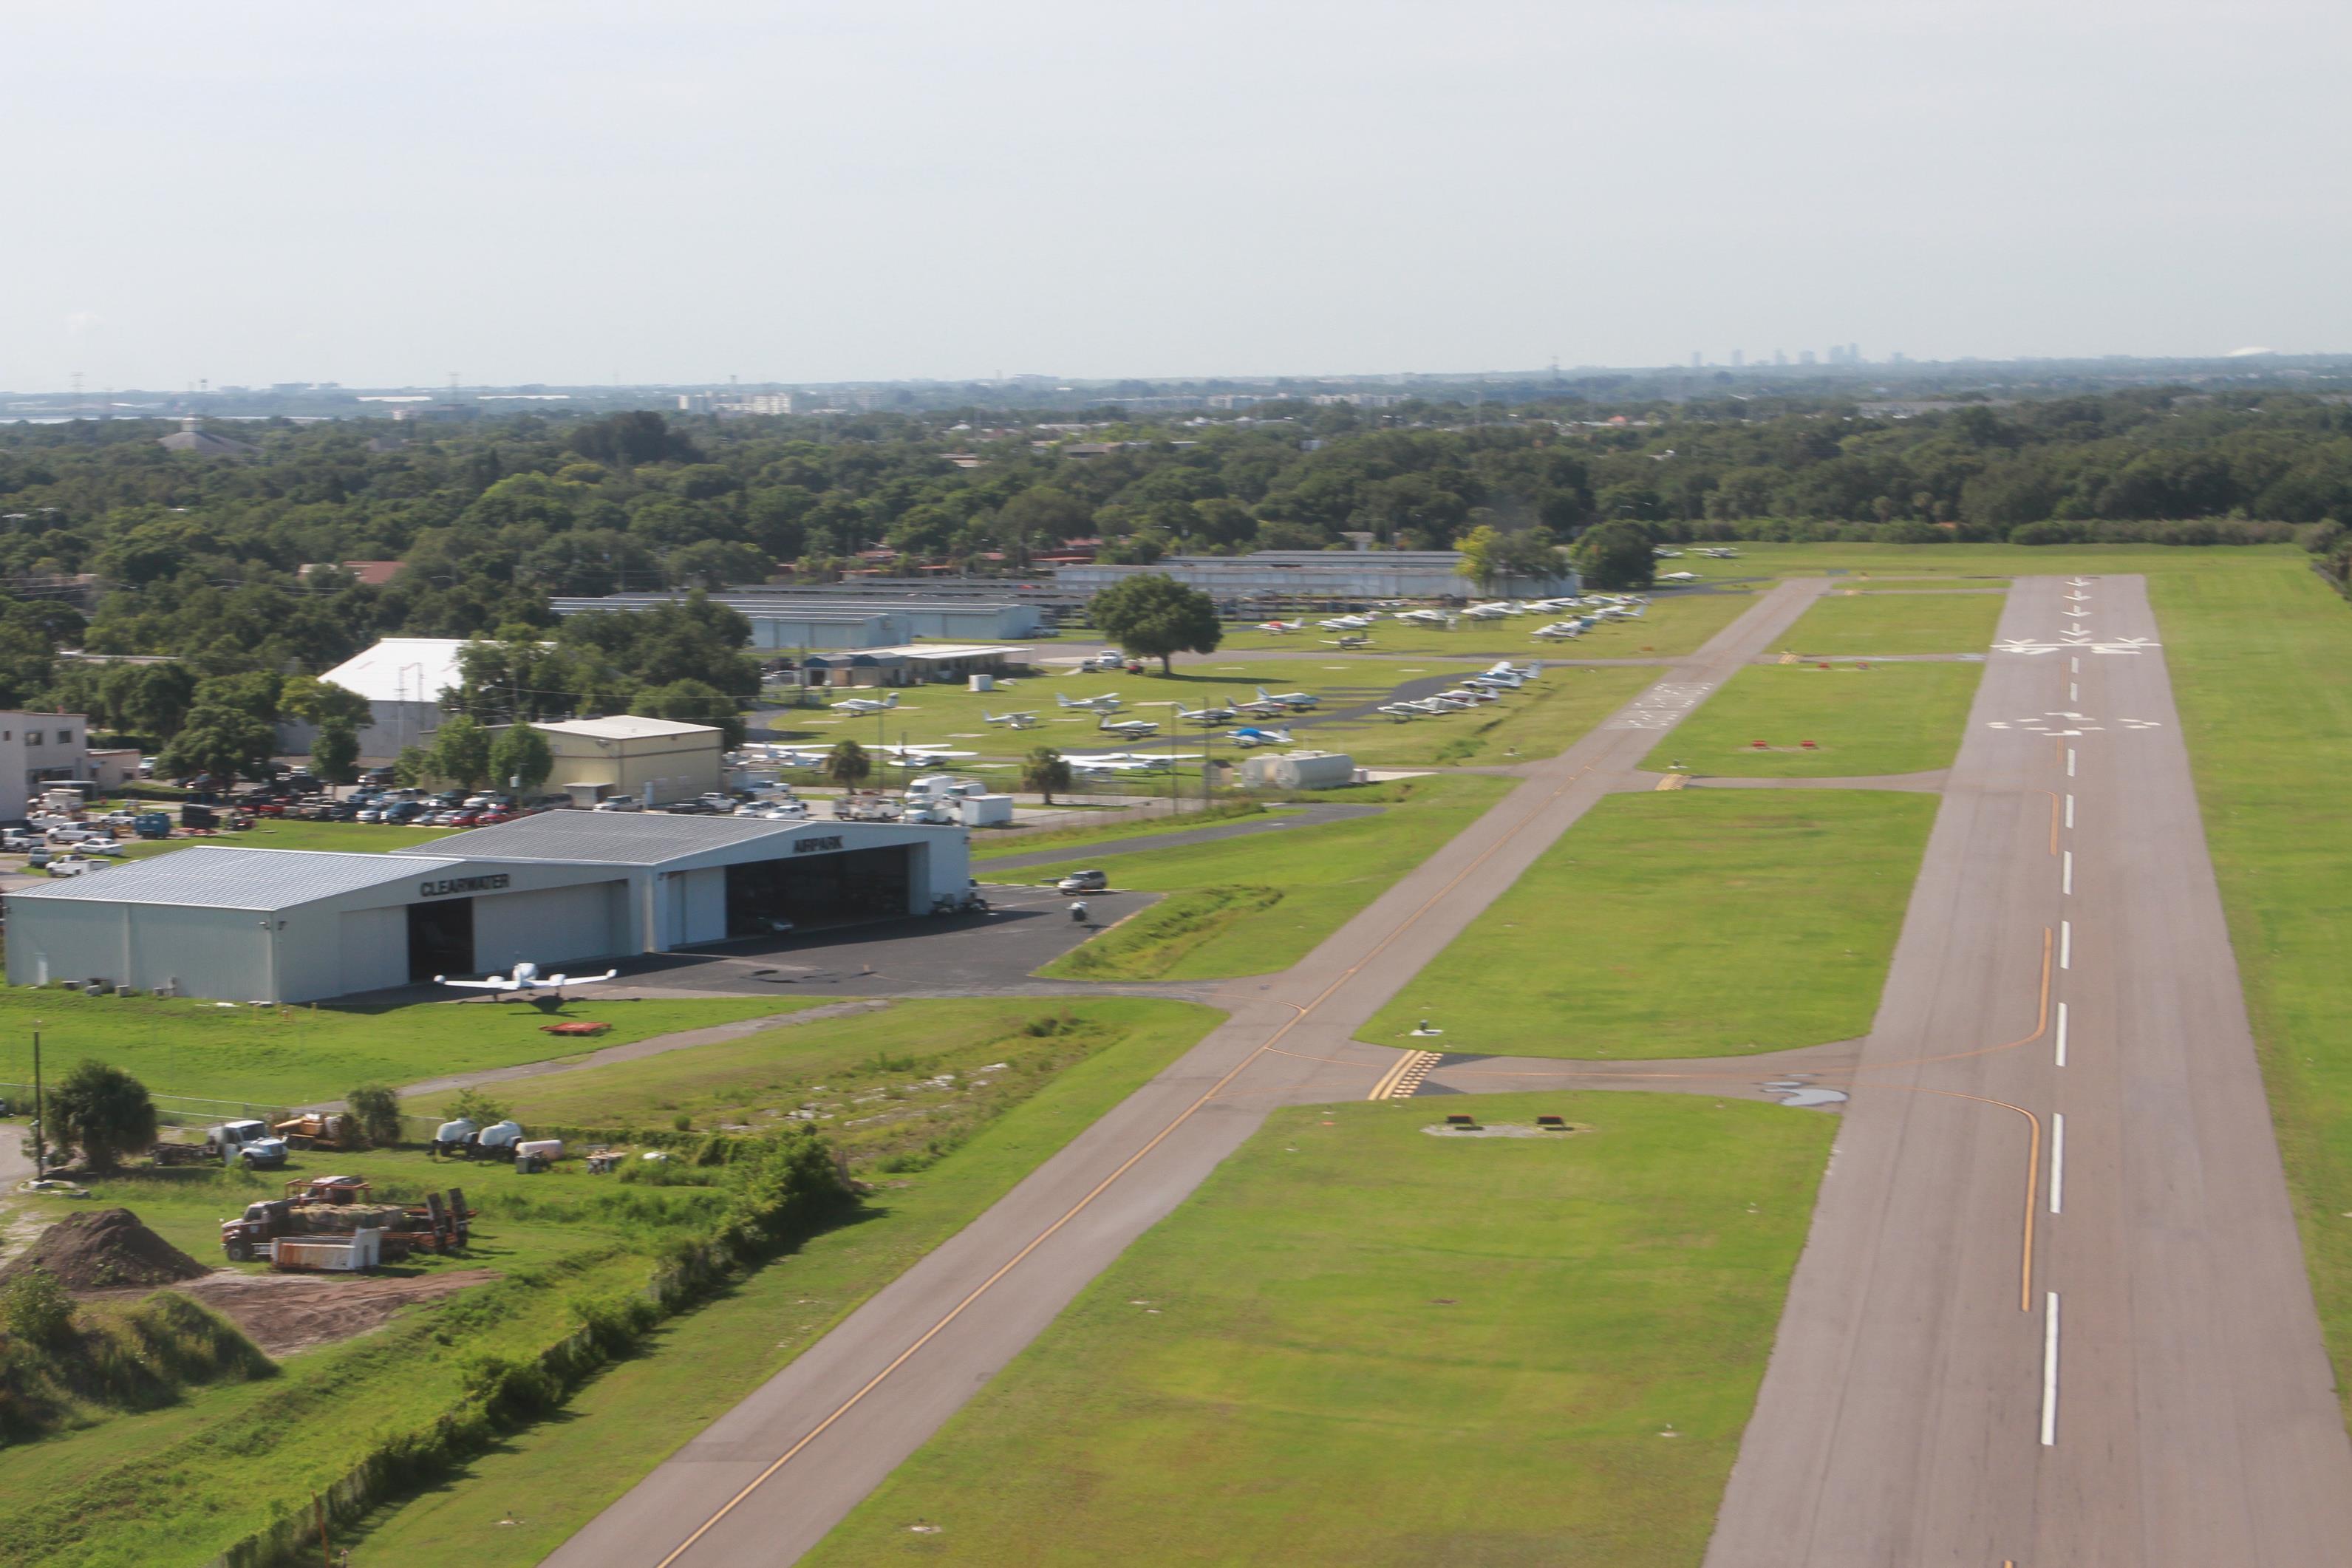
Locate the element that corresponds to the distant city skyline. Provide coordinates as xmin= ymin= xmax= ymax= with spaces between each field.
xmin=4 ymin=3 xmax=2346 ymax=392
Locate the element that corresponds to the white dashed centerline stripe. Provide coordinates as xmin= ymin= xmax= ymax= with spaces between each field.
xmin=2060 ymin=921 xmax=2071 ymax=970
xmin=2067 ymin=748 xmax=2076 ymax=778
xmin=2051 ymin=1113 xmax=2065 ymax=1214
xmin=2070 ymin=682 xmax=2078 ymax=702
xmin=2070 ymin=655 xmax=2080 ymax=674
xmin=2042 ymin=1292 xmax=2062 ymax=1445
xmin=2056 ymin=1002 xmax=2069 ymax=1067
xmin=2062 ymin=851 xmax=2073 ymax=896
xmin=2065 ymin=794 xmax=2074 ymax=830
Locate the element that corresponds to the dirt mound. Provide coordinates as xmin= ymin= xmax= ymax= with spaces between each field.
xmin=0 ymin=1207 xmax=208 ymax=1292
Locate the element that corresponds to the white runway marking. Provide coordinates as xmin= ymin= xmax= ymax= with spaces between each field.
xmin=2070 ymin=655 xmax=2080 ymax=674
xmin=2067 ymin=748 xmax=2076 ymax=778
xmin=2051 ymin=1113 xmax=2065 ymax=1214
xmin=2042 ymin=1292 xmax=2062 ymax=1446
xmin=2065 ymin=794 xmax=2074 ymax=829
xmin=2062 ymin=851 xmax=2073 ymax=896
xmin=2056 ymin=1002 xmax=2069 ymax=1067
xmin=2060 ymin=921 xmax=2071 ymax=970
xmin=2070 ymin=682 xmax=2078 ymax=702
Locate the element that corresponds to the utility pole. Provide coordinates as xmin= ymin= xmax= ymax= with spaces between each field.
xmin=31 ymin=1027 xmax=44 ymax=1180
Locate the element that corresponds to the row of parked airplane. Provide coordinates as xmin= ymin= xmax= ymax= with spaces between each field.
xmin=1377 ymin=661 xmax=1541 ymax=721
xmin=1654 ymin=546 xmax=1742 ymax=559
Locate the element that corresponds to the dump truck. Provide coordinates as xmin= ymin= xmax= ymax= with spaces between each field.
xmin=272 ymin=1111 xmax=358 ymax=1151
xmin=205 ymin=1118 xmax=289 ymax=1169
xmin=221 ymin=1180 xmax=472 ymax=1263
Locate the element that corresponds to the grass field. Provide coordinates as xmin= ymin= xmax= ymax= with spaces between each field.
xmin=0 ymin=991 xmax=820 ymax=1108
xmin=344 ymin=1001 xmax=1219 ymax=1564
xmin=2149 ymin=560 xmax=2352 ymax=1425
xmin=1027 ymin=774 xmax=1514 ymax=980
xmin=1207 ymin=589 xmax=1759 ymax=659
xmin=117 ymin=819 xmax=459 ymax=859
xmin=1643 ymin=661 xmax=1983 ymax=778
xmin=1361 ymin=790 xmax=1935 ymax=1059
xmin=1778 ymin=589 xmax=2005 ymax=655
xmin=1656 ymin=539 xmax=2301 ymax=584
xmin=408 ymin=997 xmax=1204 ymax=1168
xmin=803 ymin=1091 xmax=1833 ymax=1568
xmin=970 ymin=802 xmax=1281 ymax=862
xmin=1303 ymin=664 xmax=1657 ymax=767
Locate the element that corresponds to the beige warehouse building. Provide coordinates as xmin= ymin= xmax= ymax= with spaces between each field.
xmin=532 ymin=717 xmax=723 ymax=806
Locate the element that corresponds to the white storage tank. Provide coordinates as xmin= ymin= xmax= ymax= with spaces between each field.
xmin=1239 ymin=750 xmax=1357 ymax=791
xmin=969 ymin=673 xmax=995 ymax=692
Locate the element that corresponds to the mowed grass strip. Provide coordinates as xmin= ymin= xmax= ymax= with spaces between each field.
xmin=1026 ymin=774 xmax=1514 ymax=980
xmin=115 ymin=819 xmax=458 ymax=860
xmin=1646 ymin=660 xmax=1982 ymax=777
xmin=1209 ymin=588 xmax=1757 ymax=659
xmin=802 ymin=1092 xmax=1833 ymax=1568
xmin=1779 ymin=588 xmax=2005 ymax=655
xmin=1363 ymin=791 xmax=1936 ymax=1058
xmin=0 ymin=990 xmax=822 ymax=1108
xmin=2153 ymin=562 xmax=2352 ymax=1424
xmin=971 ymin=803 xmax=1283 ymax=863
xmin=344 ymin=1001 xmax=1221 ymax=1566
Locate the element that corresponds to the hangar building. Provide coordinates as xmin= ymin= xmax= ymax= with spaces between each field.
xmin=2 ymin=813 xmax=971 ymax=1003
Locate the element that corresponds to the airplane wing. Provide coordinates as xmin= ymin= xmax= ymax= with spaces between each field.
xmin=544 ymin=969 xmax=619 ymax=988
xmin=437 ymin=976 xmax=519 ymax=990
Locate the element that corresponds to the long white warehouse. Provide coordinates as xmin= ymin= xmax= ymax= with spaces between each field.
xmin=2 ymin=813 xmax=972 ymax=1003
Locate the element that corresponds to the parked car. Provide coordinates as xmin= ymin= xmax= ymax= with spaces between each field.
xmin=447 ymin=810 xmax=484 ymax=827
xmin=46 ymin=856 xmax=99 ymax=877
xmin=100 ymin=811 xmax=137 ymax=828
xmin=1 ymin=831 xmax=39 ymax=852
xmin=355 ymin=808 xmax=385 ymax=823
xmin=1056 ymin=869 xmax=1111 ymax=894
xmin=592 ymin=797 xmax=642 ymax=812
xmin=474 ymin=809 xmax=516 ymax=825
xmin=382 ymin=802 xmax=427 ymax=825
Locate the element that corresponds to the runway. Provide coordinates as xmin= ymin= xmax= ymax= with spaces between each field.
xmin=1704 ymin=576 xmax=2352 ymax=1566
xmin=545 ymin=576 xmax=1833 ymax=1567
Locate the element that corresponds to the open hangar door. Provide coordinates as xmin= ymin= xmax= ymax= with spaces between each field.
xmin=725 ymin=845 xmax=912 ymax=935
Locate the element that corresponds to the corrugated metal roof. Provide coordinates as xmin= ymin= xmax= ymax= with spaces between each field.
xmin=316 ymin=638 xmax=474 ymax=704
xmin=4 ymin=848 xmax=464 ymax=911
xmin=538 ymin=716 xmax=720 ymax=741
xmin=395 ymin=811 xmax=816 ymax=866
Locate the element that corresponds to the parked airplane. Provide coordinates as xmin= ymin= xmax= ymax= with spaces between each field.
xmin=1657 ymin=570 xmax=1702 ymax=584
xmin=1254 ymin=685 xmax=1318 ymax=710
xmin=829 ymin=692 xmax=900 ymax=715
xmin=1533 ymin=618 xmax=1590 ymax=641
xmin=1393 ymin=607 xmax=1453 ymax=627
xmin=1653 ymin=546 xmax=1685 ymax=558
xmin=873 ymin=743 xmax=978 ymax=763
xmin=1487 ymin=661 xmax=1541 ymax=681
xmin=437 ymin=960 xmax=618 ymax=1000
xmin=1256 ymin=620 xmax=1303 ymax=635
xmin=746 ymin=742 xmax=831 ymax=769
xmin=1173 ymin=698 xmax=1238 ymax=725
xmin=1057 ymin=691 xmax=1123 ymax=714
xmin=982 ymin=710 xmax=1043 ymax=730
xmin=1318 ymin=614 xmax=1375 ymax=631
xmin=1434 ymin=687 xmax=1500 ymax=705
xmin=1319 ymin=634 xmax=1373 ymax=650
xmin=1461 ymin=601 xmax=1516 ymax=621
xmin=1097 ymin=717 xmax=1161 ymax=738
xmin=1694 ymin=546 xmax=1742 ymax=559
xmin=1230 ymin=725 xmax=1294 ymax=748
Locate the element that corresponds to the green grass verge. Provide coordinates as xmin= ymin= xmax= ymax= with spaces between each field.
xmin=802 ymin=1091 xmax=1833 ymax=1568
xmin=971 ymin=802 xmax=1281 ymax=862
xmin=1029 ymin=774 xmax=1515 ymax=980
xmin=1645 ymin=661 xmax=1983 ymax=777
xmin=0 ymin=992 xmax=824 ymax=1108
xmin=343 ymin=1000 xmax=1221 ymax=1564
xmin=1778 ymin=589 xmax=2005 ymax=655
xmin=1655 ymin=539 xmax=2300 ymax=584
xmin=1208 ymin=589 xmax=1758 ymax=659
xmin=2152 ymin=561 xmax=2352 ymax=1424
xmin=116 ymin=819 xmax=460 ymax=860
xmin=1363 ymin=791 xmax=1936 ymax=1058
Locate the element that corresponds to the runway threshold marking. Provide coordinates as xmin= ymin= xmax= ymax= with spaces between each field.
xmin=649 ymin=757 xmax=1612 ymax=1567
xmin=1367 ymin=1049 xmax=1442 ymax=1100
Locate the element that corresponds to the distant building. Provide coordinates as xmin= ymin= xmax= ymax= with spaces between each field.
xmin=0 ymin=712 xmax=90 ymax=821
xmin=157 ymin=419 xmax=259 ymax=460
xmin=549 ymin=590 xmax=1044 ymax=650
xmin=299 ymin=560 xmax=404 ymax=587
xmin=529 ymin=716 xmax=724 ymax=807
xmin=1055 ymin=549 xmax=1575 ymax=602
xmin=281 ymin=637 xmax=474 ymax=761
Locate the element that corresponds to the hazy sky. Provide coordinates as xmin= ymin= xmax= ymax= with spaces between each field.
xmin=5 ymin=1 xmax=2345 ymax=390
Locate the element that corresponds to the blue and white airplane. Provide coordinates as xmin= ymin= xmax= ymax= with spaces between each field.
xmin=1230 ymin=725 xmax=1295 ymax=749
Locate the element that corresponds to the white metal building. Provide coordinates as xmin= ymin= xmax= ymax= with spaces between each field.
xmin=0 ymin=711 xmax=92 ymax=821
xmin=3 ymin=812 xmax=972 ymax=1003
xmin=277 ymin=637 xmax=472 ymax=762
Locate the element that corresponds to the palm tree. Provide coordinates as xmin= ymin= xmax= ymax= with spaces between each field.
xmin=825 ymin=738 xmax=872 ymax=791
xmin=1020 ymin=746 xmax=1074 ymax=805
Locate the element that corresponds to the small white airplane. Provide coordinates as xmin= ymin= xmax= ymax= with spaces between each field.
xmin=1254 ymin=685 xmax=1318 ymax=710
xmin=1695 ymin=546 xmax=1742 ymax=559
xmin=1057 ymin=691 xmax=1123 ymax=714
xmin=1319 ymin=633 xmax=1373 ymax=650
xmin=1657 ymin=570 xmax=1702 ymax=584
xmin=1173 ymin=698 xmax=1238 ymax=726
xmin=1256 ymin=619 xmax=1303 ymax=635
xmin=1097 ymin=716 xmax=1160 ymax=738
xmin=747 ymin=742 xmax=831 ymax=769
xmin=982 ymin=710 xmax=1042 ymax=730
xmin=1533 ymin=618 xmax=1589 ymax=641
xmin=1230 ymin=725 xmax=1294 ymax=748
xmin=1394 ymin=607 xmax=1454 ymax=627
xmin=1653 ymin=546 xmax=1685 ymax=558
xmin=1318 ymin=614 xmax=1375 ymax=631
xmin=1435 ymin=686 xmax=1500 ymax=705
xmin=1487 ymin=661 xmax=1540 ymax=681
xmin=1377 ymin=701 xmax=1433 ymax=720
xmin=437 ymin=960 xmax=618 ymax=1001
xmin=873 ymin=743 xmax=977 ymax=763
xmin=830 ymin=692 xmax=900 ymax=715
xmin=1461 ymin=601 xmax=1516 ymax=621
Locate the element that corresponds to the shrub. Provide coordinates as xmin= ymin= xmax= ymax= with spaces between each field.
xmin=347 ymin=1083 xmax=404 ymax=1148
xmin=47 ymin=1060 xmax=158 ymax=1170
xmin=4 ymin=1267 xmax=75 ymax=1348
xmin=447 ymin=1087 xmax=510 ymax=1126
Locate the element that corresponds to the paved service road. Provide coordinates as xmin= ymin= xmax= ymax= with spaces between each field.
xmin=546 ymin=577 xmax=1835 ymax=1568
xmin=1705 ymin=576 xmax=2352 ymax=1567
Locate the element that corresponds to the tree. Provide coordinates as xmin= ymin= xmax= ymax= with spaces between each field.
xmin=1088 ymin=574 xmax=1222 ymax=675
xmin=47 ymin=1060 xmax=157 ymax=1172
xmin=1020 ymin=746 xmax=1074 ymax=805
xmin=487 ymin=720 xmax=554 ymax=797
xmin=636 ymin=678 xmax=746 ymax=748
xmin=1571 ymin=522 xmax=1656 ymax=591
xmin=1454 ymin=524 xmax=1507 ymax=593
xmin=825 ymin=738 xmax=871 ymax=790
xmin=426 ymin=715 xmax=494 ymax=789
xmin=311 ymin=717 xmax=361 ymax=784
xmin=156 ymin=704 xmax=278 ymax=783
xmin=122 ymin=663 xmax=199 ymax=739
xmin=448 ymin=1086 xmax=509 ymax=1126
xmin=279 ymin=675 xmax=371 ymax=729
xmin=347 ymin=1084 xmax=404 ymax=1148
xmin=392 ymin=746 xmax=431 ymax=788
